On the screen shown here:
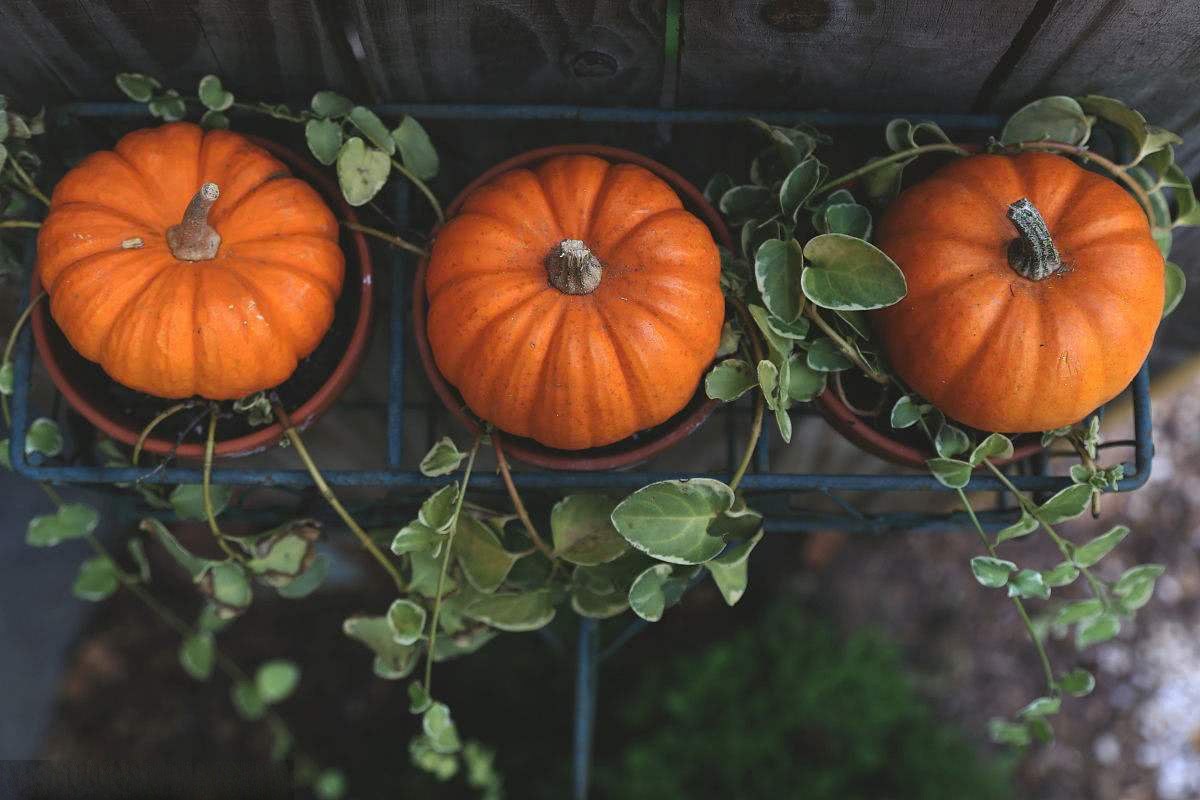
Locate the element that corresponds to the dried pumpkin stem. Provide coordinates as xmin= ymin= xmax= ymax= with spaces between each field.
xmin=546 ymin=239 xmax=603 ymax=295
xmin=167 ymin=182 xmax=221 ymax=261
xmin=492 ymin=432 xmax=555 ymax=559
xmin=1007 ymin=198 xmax=1062 ymax=280
xmin=271 ymin=398 xmax=407 ymax=593
xmin=203 ymin=405 xmax=244 ymax=563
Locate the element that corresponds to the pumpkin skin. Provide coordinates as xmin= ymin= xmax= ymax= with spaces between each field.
xmin=36 ymin=122 xmax=345 ymax=400
xmin=425 ymin=154 xmax=724 ymax=450
xmin=874 ymin=152 xmax=1163 ymax=433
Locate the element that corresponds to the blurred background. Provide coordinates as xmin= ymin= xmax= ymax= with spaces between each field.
xmin=2 ymin=2 xmax=1199 ymax=798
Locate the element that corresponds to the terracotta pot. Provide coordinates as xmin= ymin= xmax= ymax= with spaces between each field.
xmin=813 ymin=388 xmax=1041 ymax=470
xmin=31 ymin=133 xmax=374 ymax=459
xmin=413 ymin=143 xmax=730 ymax=471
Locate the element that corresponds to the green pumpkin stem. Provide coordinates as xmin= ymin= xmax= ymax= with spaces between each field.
xmin=546 ymin=239 xmax=602 ymax=295
xmin=1006 ymin=197 xmax=1061 ymax=281
xmin=167 ymin=182 xmax=221 ymax=261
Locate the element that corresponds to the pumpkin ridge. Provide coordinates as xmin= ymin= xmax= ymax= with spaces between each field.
xmin=597 ymin=207 xmax=694 ymax=264
xmin=437 ymin=285 xmax=548 ymax=385
xmin=533 ymin=170 xmax=572 ymax=245
xmin=592 ymin=303 xmax=656 ymax=420
xmin=582 ymin=160 xmax=622 ymax=243
xmin=49 ymin=199 xmax=162 ymax=232
xmin=474 ymin=293 xmax=557 ymax=427
xmin=49 ymin=251 xmax=173 ymax=359
xmin=100 ymin=263 xmax=191 ymax=389
xmin=209 ymin=173 xmax=290 ymax=228
xmin=110 ymin=148 xmax=175 ymax=226
xmin=604 ymin=292 xmax=695 ymax=353
xmin=226 ymin=251 xmax=343 ymax=299
xmin=221 ymin=265 xmax=301 ymax=359
xmin=527 ymin=300 xmax=574 ymax=440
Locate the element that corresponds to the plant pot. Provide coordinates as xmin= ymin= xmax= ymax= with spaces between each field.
xmin=813 ymin=384 xmax=1042 ymax=470
xmin=30 ymin=134 xmax=374 ymax=459
xmin=412 ymin=143 xmax=731 ymax=471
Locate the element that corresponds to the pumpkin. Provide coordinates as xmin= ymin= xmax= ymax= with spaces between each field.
xmin=36 ymin=122 xmax=345 ymax=400
xmin=425 ymin=154 xmax=724 ymax=450
xmin=874 ymin=152 xmax=1163 ymax=432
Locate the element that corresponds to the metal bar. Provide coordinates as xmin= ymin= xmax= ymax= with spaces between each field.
xmin=572 ymin=618 xmax=599 ymax=800
xmin=386 ymin=181 xmax=411 ymax=469
xmin=58 ymin=101 xmax=1007 ymax=131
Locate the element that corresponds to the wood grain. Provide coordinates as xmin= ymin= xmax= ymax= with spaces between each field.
xmin=679 ymin=0 xmax=1038 ymax=111
xmin=990 ymin=0 xmax=1200 ymax=174
xmin=347 ymin=1 xmax=665 ymax=104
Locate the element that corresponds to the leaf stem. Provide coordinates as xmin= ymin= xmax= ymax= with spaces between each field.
xmin=729 ymin=298 xmax=766 ymax=492
xmin=340 ymin=221 xmax=429 ymax=257
xmin=132 ymin=401 xmax=196 ymax=466
xmin=6 ymin=159 xmax=51 ymax=206
xmin=981 ymin=459 xmax=1111 ymax=609
xmin=1 ymin=291 xmax=46 ymax=426
xmin=0 ymin=220 xmax=41 ymax=229
xmin=814 ymin=143 xmax=970 ymax=195
xmin=230 ymin=100 xmax=307 ymax=124
xmin=272 ymin=398 xmax=406 ymax=592
xmin=492 ymin=432 xmax=554 ymax=559
xmin=1002 ymin=141 xmax=1156 ymax=226
xmin=390 ymin=159 xmax=444 ymax=224
xmin=425 ymin=433 xmax=482 ymax=695
xmin=202 ymin=405 xmax=244 ymax=563
xmin=804 ymin=305 xmax=889 ymax=384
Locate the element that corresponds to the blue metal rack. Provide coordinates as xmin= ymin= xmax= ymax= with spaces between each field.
xmin=3 ymin=102 xmax=1157 ymax=800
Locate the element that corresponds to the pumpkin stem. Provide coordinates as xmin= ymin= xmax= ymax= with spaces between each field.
xmin=546 ymin=239 xmax=602 ymax=295
xmin=1006 ymin=197 xmax=1062 ymax=281
xmin=167 ymin=182 xmax=221 ymax=261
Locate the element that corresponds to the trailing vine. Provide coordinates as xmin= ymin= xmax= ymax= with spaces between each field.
xmin=704 ymin=94 xmax=1188 ymax=746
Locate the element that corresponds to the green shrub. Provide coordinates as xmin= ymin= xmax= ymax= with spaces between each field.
xmin=599 ymin=607 xmax=1014 ymax=800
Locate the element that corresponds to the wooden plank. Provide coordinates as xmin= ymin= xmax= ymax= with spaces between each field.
xmin=0 ymin=0 xmax=357 ymax=105
xmin=990 ymin=0 xmax=1200 ymax=174
xmin=348 ymin=1 xmax=665 ymax=104
xmin=679 ymin=0 xmax=1038 ymax=111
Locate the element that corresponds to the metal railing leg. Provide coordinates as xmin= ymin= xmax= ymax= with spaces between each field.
xmin=572 ymin=617 xmax=600 ymax=800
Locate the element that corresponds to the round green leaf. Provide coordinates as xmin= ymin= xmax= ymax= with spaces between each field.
xmin=454 ymin=515 xmax=522 ymax=592
xmin=72 ymin=556 xmax=119 ymax=601
xmin=970 ymin=556 xmax=1016 ymax=588
xmin=611 ymin=479 xmax=734 ymax=565
xmin=1075 ymin=613 xmax=1121 ymax=649
xmin=786 ymin=353 xmax=826 ymax=402
xmin=889 ymin=395 xmax=928 ymax=429
xmin=1056 ymin=668 xmax=1095 ymax=697
xmin=232 ymin=681 xmax=266 ymax=720
xmin=255 ymin=659 xmax=301 ymax=704
xmin=418 ymin=483 xmax=459 ymax=532
xmin=197 ymin=75 xmax=234 ymax=112
xmin=26 ymin=417 xmax=63 ymax=457
xmin=348 ymin=106 xmax=396 ymax=155
xmin=463 ymin=588 xmax=556 ymax=632
xmin=801 ymin=233 xmax=907 ymax=310
xmin=1036 ymin=484 xmax=1093 ymax=524
xmin=970 ymin=432 xmax=1014 ymax=465
xmin=423 ymin=702 xmax=462 ymax=754
xmin=805 ymin=338 xmax=853 ymax=372
xmin=336 ymin=137 xmax=391 ymax=207
xmin=170 ymin=483 xmax=231 ymax=521
xmin=1078 ymin=95 xmax=1181 ymax=164
xmin=935 ymin=423 xmax=970 ymax=458
xmin=628 ymin=564 xmax=674 ymax=622
xmin=995 ymin=511 xmax=1039 ymax=544
xmin=765 ymin=314 xmax=810 ymax=340
xmin=823 ymin=203 xmax=872 ymax=239
xmin=115 ymin=73 xmax=160 ymax=103
xmin=550 ymin=494 xmax=628 ymax=566
xmin=570 ymin=583 xmax=630 ymax=619
xmin=148 ymin=90 xmax=186 ymax=122
xmin=277 ymin=554 xmax=329 ymax=599
xmin=305 ymin=117 xmax=343 ymax=166
xmin=779 ymin=158 xmax=821 ymax=217
xmin=342 ymin=615 xmax=420 ymax=679
xmin=179 ymin=633 xmax=215 ymax=680
xmin=1000 ymin=96 xmax=1091 ymax=146
xmin=704 ymin=359 xmax=758 ymax=402
xmin=1072 ymin=525 xmax=1129 ymax=568
xmin=1163 ymin=260 xmax=1185 ymax=317
xmin=392 ymin=116 xmax=439 ymax=180
xmin=928 ymin=458 xmax=972 ymax=489
xmin=391 ymin=522 xmax=441 ymax=556
xmin=419 ymin=436 xmax=465 ymax=477
xmin=314 ymin=769 xmax=347 ymax=800
xmin=27 ymin=503 xmax=99 ymax=546
xmin=706 ymin=529 xmax=764 ymax=606
xmin=754 ymin=238 xmax=804 ymax=322
xmin=719 ymin=185 xmax=773 ymax=225
xmin=0 ymin=361 xmax=13 ymax=395
xmin=387 ymin=598 xmax=427 ymax=646
xmin=311 ymin=91 xmax=354 ymax=119
xmin=200 ymin=110 xmax=229 ymax=130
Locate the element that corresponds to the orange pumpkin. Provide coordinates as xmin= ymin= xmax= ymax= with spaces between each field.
xmin=874 ymin=152 xmax=1163 ymax=432
xmin=36 ymin=122 xmax=345 ymax=400
xmin=425 ymin=154 xmax=724 ymax=450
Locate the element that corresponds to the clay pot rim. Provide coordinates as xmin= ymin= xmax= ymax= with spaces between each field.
xmin=412 ymin=143 xmax=730 ymax=471
xmin=30 ymin=132 xmax=375 ymax=459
